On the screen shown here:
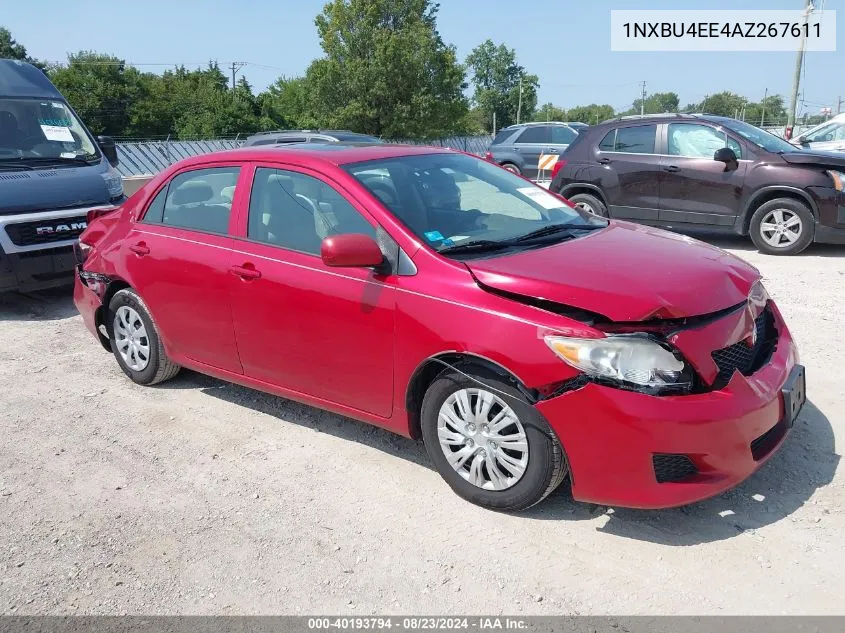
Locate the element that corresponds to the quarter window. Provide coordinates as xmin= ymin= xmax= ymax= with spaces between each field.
xmin=152 ymin=167 xmax=239 ymax=234
xmin=668 ymin=123 xmax=742 ymax=159
xmin=551 ymin=126 xmax=577 ymax=144
xmin=598 ymin=125 xmax=656 ymax=154
xmin=248 ymin=168 xmax=376 ymax=256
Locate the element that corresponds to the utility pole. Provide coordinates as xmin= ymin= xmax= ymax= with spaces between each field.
xmin=516 ymin=75 xmax=523 ymax=125
xmin=230 ymin=61 xmax=246 ymax=101
xmin=640 ymin=81 xmax=647 ymax=116
xmin=761 ymin=88 xmax=768 ymax=126
xmin=492 ymin=111 xmax=496 ymax=135
xmin=787 ymin=0 xmax=813 ymax=139
xmin=837 ymin=96 xmax=843 ymax=114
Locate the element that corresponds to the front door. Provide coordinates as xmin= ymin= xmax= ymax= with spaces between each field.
xmin=125 ymin=164 xmax=245 ymax=373
xmin=658 ymin=123 xmax=748 ymax=227
xmin=595 ymin=123 xmax=661 ymax=221
xmin=228 ymin=164 xmax=395 ymax=417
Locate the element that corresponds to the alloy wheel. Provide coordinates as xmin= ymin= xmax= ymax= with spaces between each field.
xmin=759 ymin=208 xmax=803 ymax=248
xmin=113 ymin=306 xmax=151 ymax=371
xmin=437 ymin=388 xmax=529 ymax=490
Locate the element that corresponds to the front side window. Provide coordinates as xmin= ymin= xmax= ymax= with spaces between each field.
xmin=0 ymin=97 xmax=98 ymax=163
xmin=516 ymin=126 xmax=550 ymax=144
xmin=804 ymin=122 xmax=845 ymax=143
xmin=344 ymin=152 xmax=605 ymax=258
xmin=248 ymin=168 xmax=376 ymax=256
xmin=154 ymin=167 xmax=239 ymax=234
xmin=668 ymin=123 xmax=742 ymax=159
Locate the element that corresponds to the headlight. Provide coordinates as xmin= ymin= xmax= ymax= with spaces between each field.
xmin=545 ymin=334 xmax=690 ymax=390
xmin=827 ymin=170 xmax=845 ymax=191
xmin=101 ymin=165 xmax=124 ymax=199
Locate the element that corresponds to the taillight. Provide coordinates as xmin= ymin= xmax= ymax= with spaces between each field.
xmin=73 ymin=240 xmax=92 ymax=266
xmin=485 ymin=151 xmax=494 ymax=162
xmin=86 ymin=207 xmax=116 ymax=224
xmin=551 ymin=158 xmax=567 ymax=179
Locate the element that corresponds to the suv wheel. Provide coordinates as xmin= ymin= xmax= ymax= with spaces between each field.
xmin=500 ymin=162 xmax=521 ymax=175
xmin=568 ymin=193 xmax=608 ymax=217
xmin=420 ymin=368 xmax=568 ymax=511
xmin=108 ymin=289 xmax=180 ymax=385
xmin=749 ymin=198 xmax=814 ymax=255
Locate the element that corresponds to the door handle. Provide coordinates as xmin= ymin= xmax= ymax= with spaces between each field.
xmin=597 ymin=157 xmax=611 ymax=165
xmin=129 ymin=242 xmax=150 ymax=256
xmin=663 ymin=165 xmax=681 ymax=172
xmin=230 ymin=264 xmax=261 ymax=280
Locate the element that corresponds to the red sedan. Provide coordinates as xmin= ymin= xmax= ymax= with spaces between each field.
xmin=73 ymin=143 xmax=806 ymax=511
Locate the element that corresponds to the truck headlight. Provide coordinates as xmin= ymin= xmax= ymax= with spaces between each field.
xmin=545 ymin=334 xmax=691 ymax=390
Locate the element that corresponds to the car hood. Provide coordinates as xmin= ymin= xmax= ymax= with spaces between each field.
xmin=0 ymin=165 xmax=110 ymax=215
xmin=780 ymin=150 xmax=845 ymax=168
xmin=465 ymin=222 xmax=759 ymax=322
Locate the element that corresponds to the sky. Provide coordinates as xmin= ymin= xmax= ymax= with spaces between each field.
xmin=2 ymin=0 xmax=842 ymax=116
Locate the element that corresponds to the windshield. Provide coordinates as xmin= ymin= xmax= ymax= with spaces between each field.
xmin=344 ymin=152 xmax=605 ymax=257
xmin=721 ymin=119 xmax=798 ymax=154
xmin=0 ymin=98 xmax=99 ymax=163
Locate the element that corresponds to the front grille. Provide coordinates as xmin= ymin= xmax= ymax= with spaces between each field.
xmin=4 ymin=216 xmax=88 ymax=246
xmin=652 ymin=454 xmax=698 ymax=483
xmin=710 ymin=307 xmax=777 ymax=388
xmin=16 ymin=246 xmax=75 ymax=259
xmin=750 ymin=419 xmax=788 ymax=461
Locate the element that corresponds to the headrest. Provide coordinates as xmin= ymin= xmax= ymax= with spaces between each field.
xmin=220 ymin=185 xmax=236 ymax=203
xmin=172 ymin=181 xmax=213 ymax=205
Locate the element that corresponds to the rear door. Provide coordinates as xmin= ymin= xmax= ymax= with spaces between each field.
xmin=125 ymin=164 xmax=245 ymax=373
xmin=658 ymin=122 xmax=748 ymax=227
xmin=593 ymin=124 xmax=661 ymax=221
xmin=227 ymin=163 xmax=396 ymax=417
xmin=513 ymin=126 xmax=551 ymax=179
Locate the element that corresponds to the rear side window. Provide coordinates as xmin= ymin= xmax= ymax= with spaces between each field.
xmin=515 ymin=126 xmax=550 ymax=144
xmin=156 ymin=167 xmax=240 ymax=234
xmin=551 ymin=126 xmax=577 ymax=144
xmin=599 ymin=125 xmax=656 ymax=154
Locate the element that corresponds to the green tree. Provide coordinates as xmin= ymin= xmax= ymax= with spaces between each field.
xmin=304 ymin=0 xmax=469 ymax=139
xmin=745 ymin=94 xmax=787 ymax=126
xmin=566 ymin=104 xmax=615 ymax=125
xmin=696 ymin=91 xmax=747 ymax=118
xmin=533 ymin=102 xmax=567 ymax=122
xmin=257 ymin=76 xmax=319 ymax=130
xmin=48 ymin=52 xmax=134 ymax=136
xmin=0 ymin=26 xmax=45 ymax=69
xmin=466 ymin=39 xmax=538 ymax=130
xmin=627 ymin=91 xmax=679 ymax=115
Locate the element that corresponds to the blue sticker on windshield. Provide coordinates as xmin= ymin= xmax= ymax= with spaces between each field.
xmin=424 ymin=230 xmax=445 ymax=242
xmin=441 ymin=238 xmax=454 ymax=246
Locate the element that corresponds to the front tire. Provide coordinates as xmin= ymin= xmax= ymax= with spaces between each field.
xmin=421 ymin=368 xmax=567 ymax=511
xmin=749 ymin=198 xmax=814 ymax=255
xmin=108 ymin=289 xmax=180 ymax=385
xmin=500 ymin=162 xmax=522 ymax=175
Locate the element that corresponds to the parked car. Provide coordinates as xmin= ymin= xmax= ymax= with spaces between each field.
xmin=243 ymin=129 xmax=383 ymax=146
xmin=485 ymin=122 xmax=582 ymax=179
xmin=74 ymin=143 xmax=804 ymax=511
xmin=0 ymin=58 xmax=123 ymax=293
xmin=550 ymin=113 xmax=845 ymax=255
xmin=790 ymin=113 xmax=845 ymax=153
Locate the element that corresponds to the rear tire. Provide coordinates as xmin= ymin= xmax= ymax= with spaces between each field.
xmin=749 ymin=198 xmax=814 ymax=255
xmin=568 ymin=193 xmax=608 ymax=217
xmin=420 ymin=368 xmax=567 ymax=512
xmin=500 ymin=162 xmax=521 ymax=176
xmin=108 ymin=289 xmax=180 ymax=385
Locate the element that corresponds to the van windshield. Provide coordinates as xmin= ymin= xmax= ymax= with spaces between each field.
xmin=0 ymin=98 xmax=99 ymax=165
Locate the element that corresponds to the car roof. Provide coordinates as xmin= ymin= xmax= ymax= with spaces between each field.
xmin=176 ymin=142 xmax=453 ymax=168
xmin=502 ymin=121 xmax=579 ymax=130
xmin=246 ymin=129 xmax=376 ymax=139
xmin=0 ymin=58 xmax=62 ymax=100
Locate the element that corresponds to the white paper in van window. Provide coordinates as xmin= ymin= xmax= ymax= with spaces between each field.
xmin=517 ymin=186 xmax=564 ymax=209
xmin=40 ymin=125 xmax=75 ymax=143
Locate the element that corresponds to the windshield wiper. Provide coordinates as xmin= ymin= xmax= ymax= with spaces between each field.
xmin=23 ymin=156 xmax=95 ymax=167
xmin=513 ymin=222 xmax=607 ymax=243
xmin=437 ymin=240 xmax=511 ymax=255
xmin=0 ymin=160 xmax=34 ymax=171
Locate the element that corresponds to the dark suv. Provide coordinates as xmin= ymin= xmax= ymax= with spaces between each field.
xmin=244 ymin=129 xmax=382 ymax=146
xmin=551 ymin=114 xmax=845 ymax=255
xmin=486 ymin=122 xmax=583 ymax=179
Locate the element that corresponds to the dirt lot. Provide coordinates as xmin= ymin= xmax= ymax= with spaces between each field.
xmin=1 ymin=234 xmax=843 ymax=616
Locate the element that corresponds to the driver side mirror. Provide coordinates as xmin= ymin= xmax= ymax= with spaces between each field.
xmin=321 ymin=233 xmax=387 ymax=271
xmin=713 ymin=147 xmax=739 ymax=172
xmin=97 ymin=135 xmax=119 ymax=167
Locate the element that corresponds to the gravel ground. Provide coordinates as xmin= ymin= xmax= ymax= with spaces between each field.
xmin=0 ymin=233 xmax=843 ymax=616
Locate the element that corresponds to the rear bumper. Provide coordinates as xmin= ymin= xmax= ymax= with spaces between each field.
xmin=0 ymin=244 xmax=77 ymax=293
xmin=536 ymin=308 xmax=800 ymax=509
xmin=73 ymin=272 xmax=104 ymax=341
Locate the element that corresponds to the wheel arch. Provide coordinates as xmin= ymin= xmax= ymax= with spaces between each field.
xmin=94 ymin=278 xmax=132 ymax=351
xmin=405 ymin=352 xmax=534 ymax=441
xmin=741 ymin=187 xmax=818 ymax=234
xmin=558 ymin=183 xmax=607 ymax=206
